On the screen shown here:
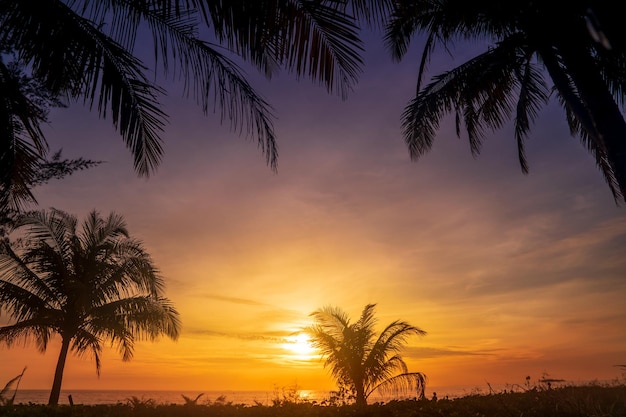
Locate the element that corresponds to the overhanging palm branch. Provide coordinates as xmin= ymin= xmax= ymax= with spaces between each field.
xmin=386 ymin=0 xmax=626 ymax=201
xmin=196 ymin=0 xmax=364 ymax=99
xmin=3 ymin=0 xmax=367 ymax=168
xmin=0 ymin=0 xmax=367 ymax=212
xmin=402 ymin=39 xmax=549 ymax=171
xmin=540 ymin=49 xmax=620 ymax=199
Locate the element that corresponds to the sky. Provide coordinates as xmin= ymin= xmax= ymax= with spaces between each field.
xmin=1 ymin=25 xmax=626 ymax=399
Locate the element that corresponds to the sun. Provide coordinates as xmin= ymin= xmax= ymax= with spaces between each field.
xmin=284 ymin=333 xmax=316 ymax=356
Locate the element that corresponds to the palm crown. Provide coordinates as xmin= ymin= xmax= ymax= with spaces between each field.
xmin=306 ymin=304 xmax=426 ymax=406
xmin=0 ymin=208 xmax=181 ymax=405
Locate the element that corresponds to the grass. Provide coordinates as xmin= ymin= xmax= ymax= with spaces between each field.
xmin=0 ymin=383 xmax=624 ymax=417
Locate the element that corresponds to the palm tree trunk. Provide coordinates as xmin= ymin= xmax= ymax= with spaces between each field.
xmin=355 ymin=385 xmax=367 ymax=407
xmin=48 ymin=336 xmax=71 ymax=405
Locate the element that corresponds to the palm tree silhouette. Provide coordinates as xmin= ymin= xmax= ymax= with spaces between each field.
xmin=305 ymin=303 xmax=427 ymax=406
xmin=0 ymin=1 xmax=365 ymax=210
xmin=0 ymin=208 xmax=181 ymax=405
xmin=385 ymin=1 xmax=626 ymax=201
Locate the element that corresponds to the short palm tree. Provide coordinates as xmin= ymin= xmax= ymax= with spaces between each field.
xmin=305 ymin=304 xmax=426 ymax=406
xmin=0 ymin=208 xmax=181 ymax=405
xmin=385 ymin=1 xmax=626 ymax=201
xmin=0 ymin=0 xmax=365 ymax=211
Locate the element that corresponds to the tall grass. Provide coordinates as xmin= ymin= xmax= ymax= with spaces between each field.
xmin=0 ymin=368 xmax=26 ymax=406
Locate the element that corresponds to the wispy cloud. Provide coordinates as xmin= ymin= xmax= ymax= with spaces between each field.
xmin=199 ymin=294 xmax=269 ymax=307
xmin=405 ymin=346 xmax=501 ymax=359
xmin=184 ymin=328 xmax=292 ymax=343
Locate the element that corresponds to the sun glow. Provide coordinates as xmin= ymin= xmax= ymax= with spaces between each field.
xmin=284 ymin=333 xmax=316 ymax=357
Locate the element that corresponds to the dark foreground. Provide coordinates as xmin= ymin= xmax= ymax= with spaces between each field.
xmin=1 ymin=385 xmax=624 ymax=417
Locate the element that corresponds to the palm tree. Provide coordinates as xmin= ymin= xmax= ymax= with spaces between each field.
xmin=0 ymin=208 xmax=181 ymax=405
xmin=385 ymin=1 xmax=626 ymax=202
xmin=305 ymin=303 xmax=427 ymax=406
xmin=0 ymin=0 xmax=366 ymax=211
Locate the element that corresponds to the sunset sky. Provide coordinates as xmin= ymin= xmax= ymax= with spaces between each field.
xmin=1 ymin=28 xmax=625 ymax=398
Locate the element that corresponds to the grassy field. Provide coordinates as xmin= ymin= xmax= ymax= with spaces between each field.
xmin=1 ymin=384 xmax=625 ymax=417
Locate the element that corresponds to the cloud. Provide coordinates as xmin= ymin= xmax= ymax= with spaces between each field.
xmin=184 ymin=328 xmax=292 ymax=343
xmin=405 ymin=346 xmax=501 ymax=359
xmin=199 ymin=294 xmax=269 ymax=307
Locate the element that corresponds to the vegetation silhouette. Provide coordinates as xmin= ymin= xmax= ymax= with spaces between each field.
xmin=0 ymin=1 xmax=377 ymax=212
xmin=0 ymin=208 xmax=181 ymax=405
xmin=181 ymin=393 xmax=204 ymax=406
xmin=0 ymin=367 xmax=26 ymax=406
xmin=305 ymin=303 xmax=427 ymax=406
xmin=1 ymin=383 xmax=625 ymax=415
xmin=384 ymin=1 xmax=626 ymax=202
xmin=0 ymin=57 xmax=101 ymax=213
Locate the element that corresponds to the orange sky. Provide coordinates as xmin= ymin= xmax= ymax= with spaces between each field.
xmin=1 ymin=34 xmax=625 ymax=398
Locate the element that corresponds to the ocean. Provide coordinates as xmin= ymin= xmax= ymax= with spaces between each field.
xmin=13 ymin=389 xmax=308 ymax=406
xmin=10 ymin=385 xmax=490 ymax=406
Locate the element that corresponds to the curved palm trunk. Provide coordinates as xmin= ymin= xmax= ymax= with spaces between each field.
xmin=48 ymin=336 xmax=71 ymax=405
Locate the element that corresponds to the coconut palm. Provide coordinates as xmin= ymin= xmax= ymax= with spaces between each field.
xmin=385 ymin=1 xmax=626 ymax=201
xmin=305 ymin=303 xmax=426 ymax=406
xmin=0 ymin=0 xmax=366 ymax=211
xmin=0 ymin=208 xmax=181 ymax=405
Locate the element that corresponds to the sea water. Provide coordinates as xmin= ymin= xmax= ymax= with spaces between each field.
xmin=13 ymin=389 xmax=303 ymax=406
xmin=11 ymin=385 xmax=487 ymax=406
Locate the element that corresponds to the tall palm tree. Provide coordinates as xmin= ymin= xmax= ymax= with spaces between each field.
xmin=385 ymin=1 xmax=626 ymax=202
xmin=0 ymin=0 xmax=365 ymax=211
xmin=0 ymin=208 xmax=181 ymax=405
xmin=305 ymin=304 xmax=426 ymax=406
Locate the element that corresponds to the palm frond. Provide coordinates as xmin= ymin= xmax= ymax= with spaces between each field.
xmin=90 ymin=295 xmax=181 ymax=341
xmin=402 ymin=38 xmax=538 ymax=162
xmin=16 ymin=209 xmax=77 ymax=267
xmin=0 ymin=366 xmax=26 ymax=406
xmin=71 ymin=328 xmax=105 ymax=374
xmin=342 ymin=0 xmax=393 ymax=29
xmin=384 ymin=0 xmax=425 ymax=61
xmin=0 ymin=319 xmax=56 ymax=353
xmin=1 ymin=0 xmax=167 ymax=176
xmin=0 ymin=241 xmax=61 ymax=309
xmin=541 ymin=47 xmax=620 ymax=199
xmin=0 ymin=278 xmax=57 ymax=323
xmin=112 ymin=1 xmax=280 ymax=168
xmin=0 ymin=59 xmax=48 ymax=212
xmin=199 ymin=0 xmax=363 ymax=99
xmin=369 ymin=371 xmax=427 ymax=400
xmin=513 ymin=52 xmax=550 ymax=173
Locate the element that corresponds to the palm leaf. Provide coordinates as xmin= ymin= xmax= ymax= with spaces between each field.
xmin=1 ymin=0 xmax=166 ymax=176
xmin=402 ymin=38 xmax=547 ymax=164
xmin=0 ymin=366 xmax=27 ymax=406
xmin=198 ymin=0 xmax=363 ymax=99
xmin=0 ymin=60 xmax=48 ymax=212
xmin=541 ymin=47 xmax=620 ymax=200
xmin=369 ymin=371 xmax=427 ymax=400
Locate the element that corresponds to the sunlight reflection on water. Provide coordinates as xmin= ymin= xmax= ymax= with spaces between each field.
xmin=13 ymin=385 xmax=486 ymax=406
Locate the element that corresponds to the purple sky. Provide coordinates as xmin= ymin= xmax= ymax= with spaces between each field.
xmin=2 ymin=29 xmax=625 ymax=396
